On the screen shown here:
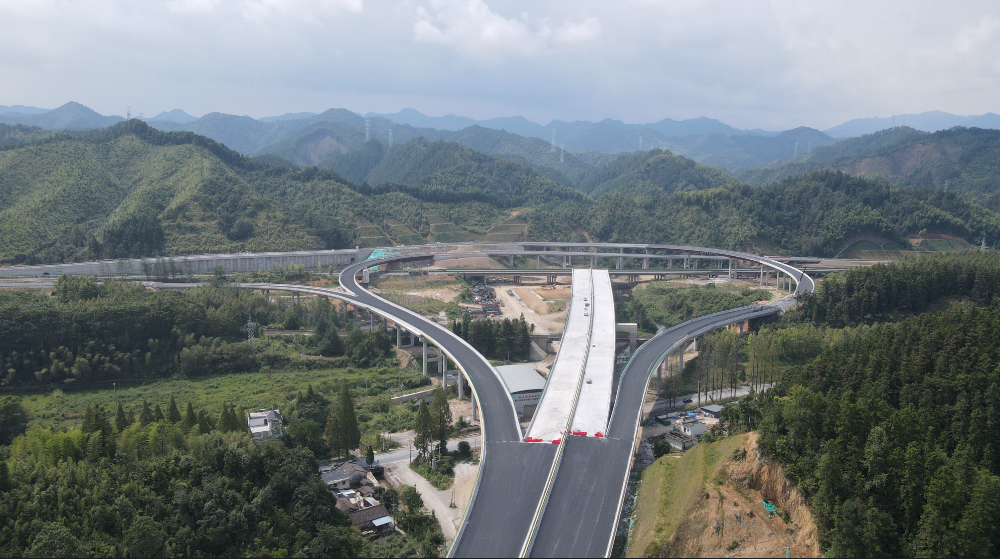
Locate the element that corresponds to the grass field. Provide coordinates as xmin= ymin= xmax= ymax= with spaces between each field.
xmin=376 ymin=277 xmax=461 ymax=291
xmin=627 ymin=434 xmax=747 ymax=558
xmin=17 ymin=365 xmax=426 ymax=435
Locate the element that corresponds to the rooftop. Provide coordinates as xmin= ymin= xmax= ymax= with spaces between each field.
xmin=495 ymin=364 xmax=546 ymax=395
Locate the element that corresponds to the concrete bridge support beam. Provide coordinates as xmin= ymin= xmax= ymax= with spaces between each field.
xmin=442 ymin=354 xmax=448 ymax=390
xmin=472 ymin=394 xmax=479 ymax=421
xmin=457 ymin=370 xmax=464 ymax=399
xmin=422 ymin=340 xmax=428 ymax=376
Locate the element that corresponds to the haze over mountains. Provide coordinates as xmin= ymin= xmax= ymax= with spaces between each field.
xmin=5 ymin=102 xmax=1000 ymax=163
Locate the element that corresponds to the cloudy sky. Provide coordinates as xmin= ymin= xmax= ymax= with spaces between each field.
xmin=1 ymin=0 xmax=998 ymax=129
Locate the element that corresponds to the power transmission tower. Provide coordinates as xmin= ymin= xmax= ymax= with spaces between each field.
xmin=551 ymin=129 xmax=556 ymax=151
xmin=388 ymin=128 xmax=393 ymax=148
xmin=246 ymin=314 xmax=257 ymax=351
xmin=560 ymin=144 xmax=564 ymax=163
xmin=639 ymin=136 xmax=643 ymax=151
xmin=365 ymin=119 xmax=370 ymax=142
xmin=793 ymin=141 xmax=798 ymax=157
xmin=126 ymin=106 xmax=131 ymax=120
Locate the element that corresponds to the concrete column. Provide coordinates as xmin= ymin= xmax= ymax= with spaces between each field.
xmin=458 ymin=370 xmax=464 ymax=399
xmin=668 ymin=259 xmax=673 ymax=269
xmin=441 ymin=353 xmax=448 ymax=389
xmin=657 ymin=360 xmax=662 ymax=395
xmin=438 ymin=348 xmax=445 ymax=374
xmin=679 ymin=345 xmax=684 ymax=373
xmin=616 ymin=256 xmax=623 ymax=270
xmin=537 ymin=255 xmax=540 ymax=268
xmin=510 ymin=255 xmax=514 ymax=268
xmin=643 ymin=258 xmax=649 ymax=270
xmin=472 ymin=395 xmax=479 ymax=421
xmin=397 ymin=327 xmax=402 ymax=347
xmin=728 ymin=258 xmax=733 ymax=279
xmin=369 ymin=312 xmax=374 ymax=329
xmin=422 ymin=340 xmax=428 ymax=376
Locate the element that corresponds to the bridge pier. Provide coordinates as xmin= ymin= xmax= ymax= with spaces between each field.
xmin=643 ymin=258 xmax=649 ymax=270
xmin=657 ymin=360 xmax=662 ymax=395
xmin=442 ymin=354 xmax=448 ymax=389
xmin=422 ymin=340 xmax=428 ymax=376
xmin=397 ymin=326 xmax=401 ymax=347
xmin=537 ymin=255 xmax=540 ymax=268
xmin=728 ymin=258 xmax=733 ymax=279
xmin=457 ymin=369 xmax=464 ymax=399
xmin=472 ymin=394 xmax=478 ymax=421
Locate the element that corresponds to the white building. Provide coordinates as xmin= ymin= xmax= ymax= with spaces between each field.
xmin=494 ymin=364 xmax=546 ymax=421
xmin=681 ymin=419 xmax=706 ymax=437
xmin=247 ymin=409 xmax=283 ymax=442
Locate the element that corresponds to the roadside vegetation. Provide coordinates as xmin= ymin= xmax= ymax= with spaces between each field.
xmin=659 ymin=251 xmax=1000 ymax=557
xmin=620 ymin=281 xmax=772 ymax=334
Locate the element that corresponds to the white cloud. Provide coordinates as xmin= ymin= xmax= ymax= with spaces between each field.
xmin=413 ymin=0 xmax=600 ymax=60
xmin=0 ymin=0 xmax=998 ymax=129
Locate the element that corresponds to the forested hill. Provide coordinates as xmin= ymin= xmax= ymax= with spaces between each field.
xmin=0 ymin=121 xmax=585 ymax=264
xmin=575 ymin=148 xmax=738 ymax=197
xmin=523 ymin=171 xmax=1000 ymax=257
xmin=323 ymin=137 xmax=584 ymax=205
xmin=740 ymin=127 xmax=1000 ymax=211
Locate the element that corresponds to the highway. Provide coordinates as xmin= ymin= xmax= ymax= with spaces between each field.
xmin=528 ymin=304 xmax=782 ymax=557
xmin=242 ymin=260 xmax=558 ymax=558
xmin=1 ymin=243 xmax=813 ymax=557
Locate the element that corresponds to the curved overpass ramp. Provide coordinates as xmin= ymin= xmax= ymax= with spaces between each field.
xmin=8 ymin=242 xmax=812 ymax=557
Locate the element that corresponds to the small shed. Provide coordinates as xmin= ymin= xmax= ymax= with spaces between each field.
xmin=699 ymin=405 xmax=724 ymax=419
xmin=349 ymin=504 xmax=394 ymax=536
xmin=495 ymin=365 xmax=546 ymax=421
xmin=681 ymin=419 xmax=706 ymax=437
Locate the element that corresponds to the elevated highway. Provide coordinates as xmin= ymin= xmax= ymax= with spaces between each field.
xmin=2 ymin=242 xmax=813 ymax=557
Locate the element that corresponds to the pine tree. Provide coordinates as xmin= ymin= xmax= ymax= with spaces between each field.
xmin=366 ymin=445 xmax=375 ymax=466
xmin=153 ymin=404 xmax=165 ymax=422
xmin=183 ymin=402 xmax=197 ymax=430
xmin=197 ymin=410 xmax=212 ymax=433
xmin=81 ymin=404 xmax=96 ymax=434
xmin=0 ymin=460 xmax=8 ymax=492
xmin=140 ymin=400 xmax=154 ymax=425
xmin=115 ymin=403 xmax=129 ymax=432
xmin=338 ymin=383 xmax=360 ymax=453
xmin=325 ymin=407 xmax=344 ymax=457
xmin=167 ymin=396 xmax=182 ymax=423
xmin=429 ymin=388 xmax=452 ymax=455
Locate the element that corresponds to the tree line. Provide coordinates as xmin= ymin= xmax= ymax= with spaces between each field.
xmin=0 ymin=395 xmax=364 ymax=557
xmin=451 ymin=314 xmax=532 ymax=362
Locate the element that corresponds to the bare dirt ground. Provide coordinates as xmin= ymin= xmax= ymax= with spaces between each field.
xmin=493 ymin=285 xmax=568 ymax=335
xmin=673 ymin=433 xmax=819 ymax=558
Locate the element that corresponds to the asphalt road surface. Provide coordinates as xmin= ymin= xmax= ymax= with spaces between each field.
xmin=335 ymin=259 xmax=558 ymax=558
xmin=529 ymin=304 xmax=780 ymax=557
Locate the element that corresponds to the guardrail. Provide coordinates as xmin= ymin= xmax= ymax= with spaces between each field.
xmin=520 ymin=270 xmax=598 ymax=557
xmin=602 ymin=304 xmax=781 ymax=557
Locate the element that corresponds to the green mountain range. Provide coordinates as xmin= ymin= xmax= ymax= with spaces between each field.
xmin=740 ymin=127 xmax=1000 ymax=211
xmin=3 ymin=119 xmax=999 ymax=264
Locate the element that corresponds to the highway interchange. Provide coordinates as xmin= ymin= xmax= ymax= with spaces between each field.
xmin=0 ymin=243 xmax=814 ymax=557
